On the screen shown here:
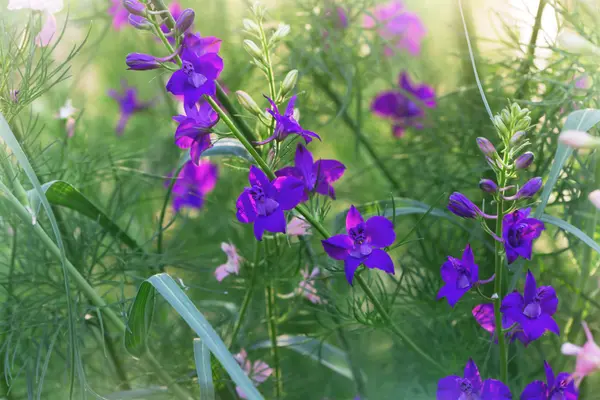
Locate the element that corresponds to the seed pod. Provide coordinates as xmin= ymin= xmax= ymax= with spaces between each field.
xmin=243 ymin=39 xmax=263 ymax=60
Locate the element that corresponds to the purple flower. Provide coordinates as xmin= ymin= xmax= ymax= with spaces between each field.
xmin=173 ymin=102 xmax=219 ymax=165
xmin=448 ymin=192 xmax=496 ymax=219
xmin=514 ymin=178 xmax=543 ymax=200
xmin=437 ymin=359 xmax=512 ymax=400
xmin=371 ymin=72 xmax=435 ymax=137
xmin=126 ymin=53 xmax=161 ymax=70
xmin=502 ymin=208 xmax=545 ymax=264
xmin=321 ymin=206 xmax=395 ymax=285
xmin=437 ymin=244 xmax=480 ymax=307
xmin=501 ymin=270 xmax=559 ymax=342
xmin=477 ymin=137 xmax=498 ymax=156
xmin=472 ymin=303 xmax=531 ymax=346
xmin=166 ymin=32 xmax=223 ymax=106
xmin=520 ymin=361 xmax=578 ymax=400
xmin=108 ymin=82 xmax=152 ymax=135
xmin=236 ymin=166 xmax=305 ymax=241
xmin=168 ymin=160 xmax=218 ymax=212
xmin=108 ymin=0 xmax=129 ymax=31
xmin=363 ymin=1 xmax=426 ymax=57
xmin=234 ymin=349 xmax=272 ymax=399
xmin=275 ymin=144 xmax=345 ymax=201
xmin=255 ymin=96 xmax=321 ymax=145
xmin=479 ymin=179 xmax=498 ymax=193
xmin=515 ymin=152 xmax=534 ymax=169
xmin=324 ymin=5 xmax=348 ymax=29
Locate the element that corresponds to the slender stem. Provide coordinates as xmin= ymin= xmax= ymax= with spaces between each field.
xmin=514 ymin=0 xmax=547 ymax=99
xmin=215 ymin=83 xmax=256 ymax=143
xmin=493 ymin=163 xmax=508 ymax=383
xmin=265 ymin=282 xmax=282 ymax=398
xmin=258 ymin=19 xmax=277 ymax=138
xmin=229 ymin=242 xmax=259 ymax=348
xmin=0 ymin=226 xmax=17 ymax=400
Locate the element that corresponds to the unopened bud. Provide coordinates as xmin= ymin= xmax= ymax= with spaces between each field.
xmin=272 ymin=23 xmax=291 ymax=41
xmin=126 ymin=53 xmax=161 ymax=70
xmin=123 ymin=0 xmax=146 ymax=17
xmin=477 ymin=137 xmax=497 ymax=156
xmin=251 ymin=2 xmax=266 ymax=18
xmin=479 ymin=179 xmax=498 ymax=193
xmin=514 ymin=177 xmax=543 ymax=199
xmin=493 ymin=116 xmax=509 ymax=135
xmin=243 ymin=19 xmax=261 ymax=36
xmin=515 ymin=117 xmax=531 ymax=132
xmin=236 ymin=91 xmax=262 ymax=115
xmin=280 ymin=70 xmax=298 ymax=97
xmin=128 ymin=14 xmax=153 ymax=31
xmin=293 ymin=107 xmax=300 ymax=122
xmin=515 ymin=152 xmax=534 ymax=169
xmin=175 ymin=9 xmax=195 ymax=35
xmin=243 ymin=39 xmax=263 ymax=59
xmin=510 ymin=130 xmax=527 ymax=144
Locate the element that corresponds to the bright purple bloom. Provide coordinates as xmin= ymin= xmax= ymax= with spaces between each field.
xmin=437 ymin=244 xmax=480 ymax=307
xmin=501 ymin=270 xmax=559 ymax=342
xmin=275 ymin=144 xmax=345 ymax=201
xmin=321 ymin=206 xmax=395 ymax=285
xmin=166 ymin=32 xmax=223 ymax=106
xmin=236 ymin=166 xmax=304 ymax=241
xmin=472 ymin=303 xmax=531 ymax=346
xmin=520 ymin=361 xmax=577 ymax=400
xmin=255 ymin=96 xmax=321 ymax=145
xmin=173 ymin=102 xmax=219 ymax=165
xmin=371 ymin=72 xmax=435 ymax=137
xmin=108 ymin=0 xmax=129 ymax=31
xmin=437 ymin=359 xmax=512 ymax=400
xmin=363 ymin=0 xmax=426 ymax=57
xmin=502 ymin=208 xmax=545 ymax=264
xmin=108 ymin=82 xmax=152 ymax=135
xmin=168 ymin=160 xmax=218 ymax=212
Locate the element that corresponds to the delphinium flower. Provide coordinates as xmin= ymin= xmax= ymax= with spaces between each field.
xmin=472 ymin=303 xmax=530 ymax=346
xmin=173 ymin=102 xmax=219 ymax=164
xmin=255 ymin=96 xmax=321 ymax=145
xmin=371 ymin=72 xmax=436 ymax=137
xmin=321 ymin=206 xmax=396 ymax=284
xmin=286 ymin=217 xmax=311 ymax=236
xmin=168 ymin=160 xmax=218 ymax=212
xmin=108 ymin=0 xmax=129 ymax=31
xmin=447 ymin=192 xmax=496 ymax=219
xmin=362 ymin=0 xmax=426 ymax=57
xmin=108 ymin=82 xmax=152 ymax=135
xmin=275 ymin=143 xmax=345 ymax=201
xmin=214 ymin=242 xmax=242 ymax=282
xmin=236 ymin=166 xmax=304 ymax=241
xmin=561 ymin=322 xmax=600 ymax=386
xmin=233 ymin=349 xmax=272 ymax=399
xmin=8 ymin=0 xmax=63 ymax=46
xmin=298 ymin=266 xmax=323 ymax=304
xmin=437 ymin=358 xmax=512 ymax=399
xmin=501 ymin=270 xmax=559 ymax=342
xmin=166 ymin=32 xmax=223 ymax=106
xmin=520 ymin=361 xmax=577 ymax=399
xmin=56 ymin=99 xmax=77 ymax=137
xmin=502 ymin=208 xmax=545 ymax=264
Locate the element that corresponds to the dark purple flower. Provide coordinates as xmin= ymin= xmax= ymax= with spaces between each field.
xmin=501 ymin=270 xmax=559 ymax=342
xmin=275 ymin=144 xmax=345 ymax=201
xmin=108 ymin=82 xmax=152 ymax=135
xmin=173 ymin=102 xmax=219 ymax=165
xmin=236 ymin=166 xmax=304 ymax=241
xmin=437 ymin=244 xmax=480 ymax=307
xmin=477 ymin=137 xmax=497 ymax=156
xmin=472 ymin=303 xmax=531 ymax=346
xmin=255 ymin=96 xmax=321 ymax=145
xmin=109 ymin=0 xmax=129 ymax=31
xmin=437 ymin=359 xmax=512 ymax=400
xmin=502 ymin=208 xmax=545 ymax=264
xmin=321 ymin=206 xmax=395 ymax=285
xmin=371 ymin=72 xmax=435 ymax=137
xmin=479 ymin=179 xmax=498 ymax=193
xmin=448 ymin=192 xmax=496 ymax=219
xmin=167 ymin=160 xmax=218 ymax=212
xmin=166 ymin=32 xmax=223 ymax=106
xmin=515 ymin=152 xmax=534 ymax=169
xmin=520 ymin=361 xmax=577 ymax=400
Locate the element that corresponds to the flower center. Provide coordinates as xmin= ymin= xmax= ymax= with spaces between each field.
xmin=453 ymin=261 xmax=472 ymax=290
xmin=508 ymin=223 xmax=528 ymax=247
xmin=523 ymin=287 xmax=547 ymax=319
xmin=182 ymin=60 xmax=207 ymax=88
xmin=250 ymin=185 xmax=279 ymax=216
xmin=549 ymin=381 xmax=568 ymax=400
xmin=349 ymin=224 xmax=372 ymax=258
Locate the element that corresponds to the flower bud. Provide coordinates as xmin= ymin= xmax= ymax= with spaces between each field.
xmin=123 ymin=0 xmax=146 ymax=17
xmin=559 ymin=130 xmax=600 ymax=149
xmin=476 ymin=137 xmax=497 ymax=156
xmin=515 ymin=177 xmax=543 ymax=199
xmin=128 ymin=14 xmax=153 ymax=31
xmin=126 ymin=53 xmax=161 ymax=70
xmin=293 ymin=107 xmax=300 ymax=122
xmin=243 ymin=39 xmax=263 ymax=59
xmin=236 ymin=91 xmax=263 ymax=116
xmin=479 ymin=179 xmax=498 ymax=193
xmin=243 ymin=19 xmax=261 ymax=36
xmin=175 ymin=8 xmax=195 ymax=35
xmin=515 ymin=117 xmax=531 ymax=132
xmin=589 ymin=190 xmax=600 ymax=210
xmin=280 ymin=70 xmax=298 ymax=97
xmin=271 ymin=23 xmax=291 ymax=42
xmin=448 ymin=192 xmax=481 ymax=219
xmin=493 ymin=116 xmax=509 ymax=136
xmin=510 ymin=130 xmax=527 ymax=144
xmin=515 ymin=152 xmax=534 ymax=169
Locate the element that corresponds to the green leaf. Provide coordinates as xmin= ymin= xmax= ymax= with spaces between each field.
xmin=27 ymin=180 xmax=142 ymax=251
xmin=126 ymin=273 xmax=264 ymax=400
xmin=193 ymin=339 xmax=215 ymax=400
xmin=251 ymin=335 xmax=365 ymax=382
xmin=203 ymin=139 xmax=253 ymax=161
xmin=540 ymin=214 xmax=600 ymax=255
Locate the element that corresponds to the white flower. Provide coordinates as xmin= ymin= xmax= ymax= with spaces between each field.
xmin=58 ymin=99 xmax=77 ymax=119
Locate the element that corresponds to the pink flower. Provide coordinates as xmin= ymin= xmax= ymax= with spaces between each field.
xmin=363 ymin=0 xmax=426 ymax=57
xmin=214 ymin=242 xmax=242 ymax=282
xmin=108 ymin=0 xmax=129 ymax=31
xmin=575 ymin=74 xmax=591 ymax=90
xmin=233 ymin=349 xmax=272 ymax=399
xmin=8 ymin=0 xmax=63 ymax=47
xmin=561 ymin=321 xmax=600 ymax=386
xmin=286 ymin=217 xmax=311 ymax=236
xmin=299 ymin=267 xmax=323 ymax=304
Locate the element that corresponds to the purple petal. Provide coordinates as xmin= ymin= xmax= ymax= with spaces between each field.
xmin=294 ymin=144 xmax=314 ymax=186
xmin=272 ymin=176 xmax=304 ymax=210
xmin=436 ymin=376 xmax=463 ymax=400
xmin=236 ymin=189 xmax=257 ymax=223
xmin=275 ymin=166 xmax=302 ymax=180
xmin=544 ymin=361 xmax=555 ymax=389
xmin=248 ymin=165 xmax=271 ymax=189
xmin=538 ymin=285 xmax=558 ymax=316
xmin=365 ymin=216 xmax=395 ymax=248
xmin=481 ymin=379 xmax=512 ymax=399
xmin=520 ymin=380 xmax=546 ymax=400
xmin=254 ymin=208 xmax=286 ymax=240
xmin=175 ymin=135 xmax=194 ymax=149
xmin=437 ymin=283 xmax=469 ymax=308
xmin=190 ymin=135 xmax=212 ymax=165
xmin=520 ymin=314 xmax=559 ymax=341
xmin=524 ymin=270 xmax=537 ymax=305
xmin=321 ymin=235 xmax=353 ymax=260
xmin=462 ymin=244 xmax=480 ymax=283
xmin=314 ymin=159 xmax=345 ymax=185
xmin=371 ymin=91 xmax=401 ymax=118
xmin=363 ymin=249 xmax=395 ymax=274
xmin=344 ymin=256 xmax=362 ymax=285
xmin=463 ymin=359 xmax=482 ymax=393
xmin=472 ymin=304 xmax=495 ymax=333
xmin=285 ymin=95 xmax=297 ymax=117
xmin=166 ymin=70 xmax=188 ymax=95
xmin=346 ymin=205 xmax=364 ymax=232
xmin=500 ymin=292 xmax=525 ymax=322
xmin=440 ymin=258 xmax=459 ymax=284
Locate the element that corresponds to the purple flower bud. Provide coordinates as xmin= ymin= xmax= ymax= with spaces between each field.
xmin=128 ymin=14 xmax=153 ymax=31
xmin=477 ymin=137 xmax=497 ymax=156
xmin=515 ymin=152 xmax=534 ymax=169
xmin=510 ymin=130 xmax=527 ymax=144
xmin=515 ymin=177 xmax=543 ymax=199
xmin=448 ymin=192 xmax=481 ymax=219
xmin=175 ymin=8 xmax=195 ymax=35
xmin=479 ymin=179 xmax=498 ymax=193
xmin=123 ymin=0 xmax=146 ymax=16
xmin=9 ymin=89 xmax=19 ymax=103
xmin=126 ymin=53 xmax=161 ymax=70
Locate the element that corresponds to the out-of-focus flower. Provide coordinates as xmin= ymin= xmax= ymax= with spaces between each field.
xmin=56 ymin=99 xmax=77 ymax=138
xmin=286 ymin=217 xmax=311 ymax=236
xmin=502 ymin=208 xmax=545 ymax=264
xmin=108 ymin=81 xmax=152 ymax=135
xmin=215 ymin=242 xmax=242 ymax=282
xmin=255 ymin=96 xmax=321 ymax=145
xmin=363 ymin=0 xmax=426 ymax=57
xmin=472 ymin=303 xmax=530 ymax=346
xmin=8 ymin=0 xmax=63 ymax=47
xmin=589 ymin=190 xmax=600 ymax=209
xmin=520 ymin=361 xmax=577 ymax=399
xmin=437 ymin=359 xmax=512 ymax=399
xmin=558 ymin=30 xmax=600 ymax=55
xmin=299 ymin=266 xmax=323 ymax=304
xmin=9 ymin=89 xmax=19 ymax=103
xmin=574 ymin=74 xmax=591 ymax=90
xmin=561 ymin=322 xmax=600 ymax=386
xmin=168 ymin=160 xmax=218 ymax=212
xmin=371 ymin=72 xmax=435 ymax=137
xmin=108 ymin=0 xmax=129 ymax=31
xmin=234 ymin=349 xmax=272 ymax=399
xmin=321 ymin=205 xmax=395 ymax=284
xmin=559 ymin=130 xmax=600 ymax=149
xmin=173 ymin=102 xmax=219 ymax=165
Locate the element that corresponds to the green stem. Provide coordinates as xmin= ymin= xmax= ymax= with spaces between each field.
xmin=258 ymin=19 xmax=277 ymax=138
xmin=514 ymin=0 xmax=547 ymax=99
xmin=229 ymin=243 xmax=259 ymax=348
xmin=156 ymin=161 xmax=185 ymax=268
xmin=215 ymin=83 xmax=256 ymax=143
xmin=493 ymin=163 xmax=508 ymax=383
xmin=265 ymin=282 xmax=282 ymax=398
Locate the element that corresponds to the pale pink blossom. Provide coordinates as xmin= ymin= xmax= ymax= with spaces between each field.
xmin=559 ymin=130 xmax=600 ymax=149
xmin=233 ymin=349 xmax=272 ymax=399
xmin=299 ymin=267 xmax=323 ymax=304
xmin=561 ymin=322 xmax=600 ymax=386
xmin=8 ymin=0 xmax=63 ymax=47
xmin=286 ymin=217 xmax=311 ymax=236
xmin=589 ymin=190 xmax=600 ymax=210
xmin=56 ymin=99 xmax=78 ymax=137
xmin=214 ymin=242 xmax=242 ymax=282
xmin=34 ymin=12 xmax=56 ymax=47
